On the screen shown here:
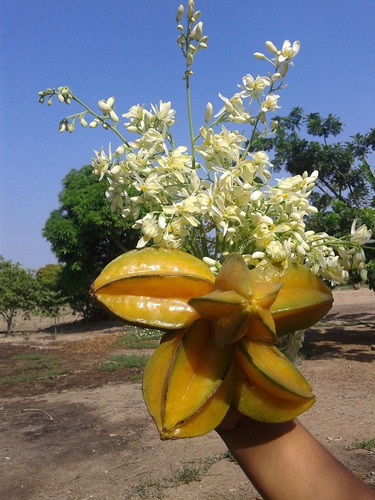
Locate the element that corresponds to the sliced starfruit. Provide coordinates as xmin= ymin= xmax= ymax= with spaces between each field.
xmin=142 ymin=318 xmax=234 ymax=439
xmin=233 ymin=368 xmax=316 ymax=423
xmin=250 ymin=262 xmax=333 ymax=336
xmin=236 ymin=338 xmax=314 ymax=402
xmin=90 ymin=247 xmax=215 ymax=329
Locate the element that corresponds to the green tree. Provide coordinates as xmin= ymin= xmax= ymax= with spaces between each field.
xmin=36 ymin=264 xmax=66 ymax=334
xmin=0 ymin=257 xmax=39 ymax=334
xmin=43 ymin=165 xmax=140 ymax=319
xmin=252 ymin=107 xmax=375 ymax=211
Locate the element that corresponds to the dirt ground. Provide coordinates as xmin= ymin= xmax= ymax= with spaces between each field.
xmin=1 ymin=289 xmax=374 ymax=499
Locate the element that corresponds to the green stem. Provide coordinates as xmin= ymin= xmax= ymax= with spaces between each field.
xmin=199 ymin=221 xmax=209 ymax=257
xmin=71 ymin=94 xmax=132 ymax=150
xmin=214 ymin=231 xmax=220 ymax=260
xmin=185 ymin=75 xmax=196 ymax=168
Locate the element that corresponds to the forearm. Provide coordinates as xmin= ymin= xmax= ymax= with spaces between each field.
xmin=217 ymin=418 xmax=375 ymax=500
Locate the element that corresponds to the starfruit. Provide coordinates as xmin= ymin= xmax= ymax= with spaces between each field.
xmin=92 ymin=248 xmax=333 ymax=439
xmin=143 ymin=318 xmax=234 ymax=439
xmin=90 ymin=247 xmax=215 ymax=329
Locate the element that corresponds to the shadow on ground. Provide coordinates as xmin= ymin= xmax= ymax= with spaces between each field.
xmin=303 ymin=311 xmax=375 ymax=362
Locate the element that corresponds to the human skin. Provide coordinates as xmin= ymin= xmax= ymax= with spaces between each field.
xmin=216 ymin=410 xmax=375 ymax=500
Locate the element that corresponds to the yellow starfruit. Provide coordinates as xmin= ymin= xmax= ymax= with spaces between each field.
xmin=92 ymin=248 xmax=333 ymax=439
xmin=143 ymin=318 xmax=234 ymax=439
xmin=90 ymin=247 xmax=215 ymax=329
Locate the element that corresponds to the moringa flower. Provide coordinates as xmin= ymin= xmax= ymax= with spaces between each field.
xmin=350 ymin=219 xmax=373 ymax=246
xmin=278 ymin=40 xmax=300 ymax=62
xmin=98 ymin=97 xmax=119 ymax=122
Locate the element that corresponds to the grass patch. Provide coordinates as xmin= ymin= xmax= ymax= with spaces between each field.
xmin=12 ymin=353 xmax=63 ymax=371
xmin=0 ymin=368 xmax=67 ymax=385
xmin=113 ymin=333 xmax=159 ymax=350
xmin=347 ymin=438 xmax=375 ymax=451
xmin=113 ymin=326 xmax=163 ymax=350
xmin=219 ymin=449 xmax=237 ymax=463
xmin=98 ymin=354 xmax=150 ymax=372
xmin=1 ymin=353 xmax=67 ymax=386
xmin=133 ymin=452 xmax=238 ymax=497
xmin=171 ymin=463 xmax=203 ymax=484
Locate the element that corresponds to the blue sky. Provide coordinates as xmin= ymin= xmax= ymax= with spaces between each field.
xmin=1 ymin=0 xmax=374 ymax=270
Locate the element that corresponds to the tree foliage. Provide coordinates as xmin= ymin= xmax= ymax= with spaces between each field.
xmin=0 ymin=257 xmax=39 ymax=334
xmin=252 ymin=107 xmax=375 ymax=211
xmin=43 ymin=165 xmax=140 ymax=319
xmin=36 ymin=264 xmax=66 ymax=333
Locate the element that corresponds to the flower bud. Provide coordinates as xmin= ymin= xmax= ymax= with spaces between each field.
xmin=270 ymin=120 xmax=278 ymax=129
xmin=186 ymin=0 xmax=194 ymax=19
xmin=202 ymin=256 xmax=218 ymax=267
xmin=186 ymin=52 xmax=194 ymax=66
xmin=199 ymin=42 xmax=207 ymax=49
xmin=67 ymin=123 xmax=74 ymax=133
xmin=251 ymin=251 xmax=265 ymax=260
xmin=271 ymin=72 xmax=281 ymax=82
xmin=110 ymin=110 xmax=119 ymax=122
xmin=265 ymin=41 xmax=278 ymax=54
xmin=79 ymin=116 xmax=88 ymax=127
xmin=204 ymin=102 xmax=213 ymax=122
xmin=98 ymin=99 xmax=112 ymax=113
xmin=126 ymin=125 xmax=138 ymax=133
xmin=360 ymin=268 xmax=368 ymax=282
xmin=253 ymin=52 xmax=265 ymax=60
xmin=195 ymin=21 xmax=203 ymax=40
xmin=58 ymin=120 xmax=67 ymax=133
xmin=192 ymin=10 xmax=200 ymax=21
xmin=89 ymin=119 xmax=100 ymax=128
xmin=231 ymin=115 xmax=247 ymax=124
xmin=250 ymin=190 xmax=263 ymax=202
xmin=47 ymin=97 xmax=53 ymax=106
xmin=224 ymin=101 xmax=234 ymax=113
xmin=176 ymin=4 xmax=184 ymax=22
xmin=279 ymin=61 xmax=289 ymax=77
xmin=116 ymin=145 xmax=126 ymax=155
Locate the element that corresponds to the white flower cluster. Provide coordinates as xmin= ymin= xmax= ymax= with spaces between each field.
xmin=39 ymin=1 xmax=372 ymax=288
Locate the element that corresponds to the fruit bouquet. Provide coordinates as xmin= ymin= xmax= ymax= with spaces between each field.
xmin=39 ymin=1 xmax=371 ymax=439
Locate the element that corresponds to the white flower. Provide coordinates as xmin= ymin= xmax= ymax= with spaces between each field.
xmin=260 ymin=94 xmax=280 ymax=112
xmin=215 ymin=94 xmax=249 ymax=123
xmin=157 ymin=146 xmax=192 ymax=183
xmin=91 ymin=147 xmax=112 ymax=180
xmin=350 ymin=219 xmax=373 ymax=246
xmin=238 ymin=74 xmax=270 ymax=101
xmin=150 ymin=101 xmax=176 ymax=126
xmin=98 ymin=97 xmax=119 ymax=122
xmin=123 ymin=104 xmax=153 ymax=133
xmin=133 ymin=172 xmax=163 ymax=197
xmin=278 ymin=40 xmax=300 ymax=62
